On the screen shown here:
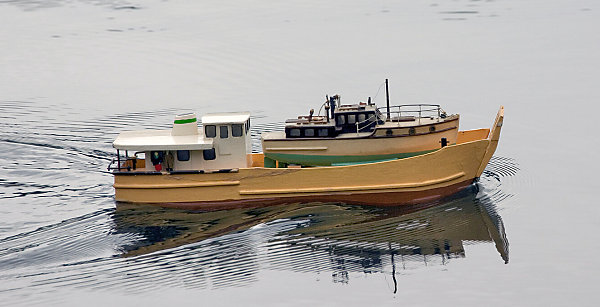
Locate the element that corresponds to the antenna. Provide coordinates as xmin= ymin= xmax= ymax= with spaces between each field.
xmin=385 ymin=79 xmax=391 ymax=120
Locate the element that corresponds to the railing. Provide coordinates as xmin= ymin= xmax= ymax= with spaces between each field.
xmin=107 ymin=157 xmax=137 ymax=172
xmin=354 ymin=114 xmax=379 ymax=135
xmin=377 ymin=104 xmax=444 ymax=125
xmin=107 ymin=150 xmax=143 ymax=172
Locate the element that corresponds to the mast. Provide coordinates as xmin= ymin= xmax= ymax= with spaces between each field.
xmin=385 ymin=79 xmax=390 ymax=120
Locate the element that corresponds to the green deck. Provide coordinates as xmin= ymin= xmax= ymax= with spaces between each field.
xmin=264 ymin=150 xmax=438 ymax=167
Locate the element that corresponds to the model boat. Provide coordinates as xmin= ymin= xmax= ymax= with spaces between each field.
xmin=108 ymin=102 xmax=504 ymax=208
xmin=261 ymin=94 xmax=459 ymax=166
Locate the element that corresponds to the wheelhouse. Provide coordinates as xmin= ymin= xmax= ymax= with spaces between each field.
xmin=109 ymin=112 xmax=252 ymax=174
xmin=284 ymin=95 xmax=384 ymax=138
xmin=333 ymin=103 xmax=383 ymax=134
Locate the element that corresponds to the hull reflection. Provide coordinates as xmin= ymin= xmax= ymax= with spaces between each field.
xmin=111 ymin=184 xmax=508 ymax=288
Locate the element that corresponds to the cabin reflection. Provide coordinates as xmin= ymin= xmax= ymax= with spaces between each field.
xmin=111 ymin=186 xmax=508 ymax=289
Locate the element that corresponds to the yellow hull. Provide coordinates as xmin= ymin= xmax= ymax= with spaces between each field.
xmin=113 ymin=108 xmax=503 ymax=207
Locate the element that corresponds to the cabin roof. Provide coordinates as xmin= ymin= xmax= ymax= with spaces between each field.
xmin=201 ymin=112 xmax=250 ymax=125
xmin=113 ymin=129 xmax=213 ymax=151
xmin=336 ymin=104 xmax=377 ymax=112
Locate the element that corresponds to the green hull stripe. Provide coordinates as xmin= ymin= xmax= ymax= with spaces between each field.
xmin=265 ymin=150 xmax=438 ymax=166
xmin=174 ymin=118 xmax=197 ymax=124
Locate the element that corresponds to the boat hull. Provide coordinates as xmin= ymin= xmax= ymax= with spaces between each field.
xmin=114 ymin=137 xmax=490 ymax=207
xmin=112 ymin=107 xmax=503 ymax=208
xmin=262 ymin=123 xmax=458 ymax=166
xmin=128 ymin=179 xmax=476 ymax=210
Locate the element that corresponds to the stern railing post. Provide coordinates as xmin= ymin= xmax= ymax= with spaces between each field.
xmin=117 ymin=149 xmax=121 ymax=171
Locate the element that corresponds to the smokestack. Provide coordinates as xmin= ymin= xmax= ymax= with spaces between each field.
xmin=172 ymin=113 xmax=198 ymax=136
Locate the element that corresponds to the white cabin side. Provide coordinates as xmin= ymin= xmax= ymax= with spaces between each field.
xmin=200 ymin=112 xmax=252 ymax=170
xmin=112 ymin=112 xmax=252 ymax=173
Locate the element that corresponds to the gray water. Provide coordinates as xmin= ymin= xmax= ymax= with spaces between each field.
xmin=1 ymin=0 xmax=599 ymax=306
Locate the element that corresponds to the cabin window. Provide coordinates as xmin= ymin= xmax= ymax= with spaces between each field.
xmin=409 ymin=127 xmax=416 ymax=136
xmin=177 ymin=150 xmax=190 ymax=161
xmin=318 ymin=128 xmax=328 ymax=137
xmin=336 ymin=115 xmax=345 ymax=125
xmin=347 ymin=114 xmax=356 ymax=124
xmin=232 ymin=124 xmax=243 ymax=137
xmin=205 ymin=125 xmax=216 ymax=138
xmin=220 ymin=126 xmax=228 ymax=138
xmin=429 ymin=126 xmax=436 ymax=132
xmin=304 ymin=128 xmax=315 ymax=137
xmin=290 ymin=129 xmax=300 ymax=137
xmin=203 ymin=148 xmax=216 ymax=160
xmin=358 ymin=114 xmax=366 ymax=123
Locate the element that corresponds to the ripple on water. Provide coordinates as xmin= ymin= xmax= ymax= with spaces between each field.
xmin=478 ymin=155 xmax=525 ymax=208
xmin=0 ymin=96 xmax=520 ymax=303
xmin=434 ymin=0 xmax=501 ymax=21
xmin=0 ymin=0 xmax=140 ymax=11
xmin=0 ymin=167 xmax=514 ymax=301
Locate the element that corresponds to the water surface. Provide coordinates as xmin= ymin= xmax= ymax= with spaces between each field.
xmin=1 ymin=0 xmax=599 ymax=306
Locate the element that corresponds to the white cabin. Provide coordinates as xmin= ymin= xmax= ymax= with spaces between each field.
xmin=112 ymin=112 xmax=251 ymax=172
xmin=200 ymin=112 xmax=252 ymax=170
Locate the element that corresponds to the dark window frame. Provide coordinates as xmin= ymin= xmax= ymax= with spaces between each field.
xmin=177 ymin=150 xmax=190 ymax=161
xmin=358 ymin=113 xmax=366 ymax=123
xmin=347 ymin=114 xmax=356 ymax=124
xmin=232 ymin=124 xmax=243 ymax=137
xmin=219 ymin=126 xmax=228 ymax=138
xmin=205 ymin=125 xmax=216 ymax=138
xmin=203 ymin=148 xmax=216 ymax=160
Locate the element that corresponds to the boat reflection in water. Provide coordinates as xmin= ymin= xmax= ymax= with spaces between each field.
xmin=112 ymin=184 xmax=508 ymax=290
